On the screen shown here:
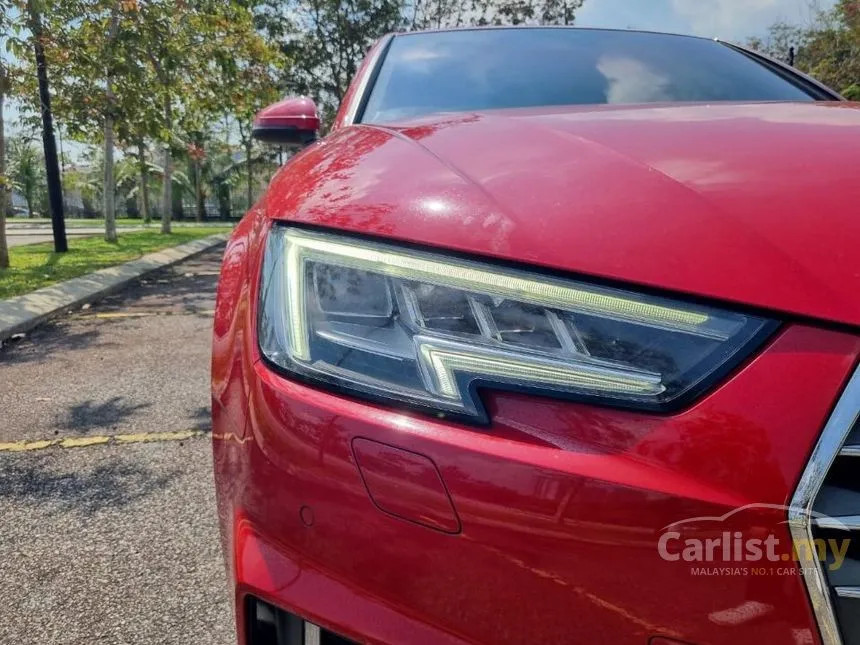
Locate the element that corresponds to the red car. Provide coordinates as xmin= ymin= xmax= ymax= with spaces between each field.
xmin=212 ymin=27 xmax=860 ymax=645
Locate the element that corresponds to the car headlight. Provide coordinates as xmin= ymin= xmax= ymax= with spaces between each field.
xmin=259 ymin=226 xmax=776 ymax=422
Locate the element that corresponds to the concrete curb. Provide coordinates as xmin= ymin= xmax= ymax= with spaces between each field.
xmin=0 ymin=233 xmax=229 ymax=343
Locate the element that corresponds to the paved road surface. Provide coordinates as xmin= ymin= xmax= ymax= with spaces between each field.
xmin=0 ymin=247 xmax=233 ymax=644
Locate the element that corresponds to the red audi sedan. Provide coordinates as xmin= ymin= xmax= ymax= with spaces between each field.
xmin=212 ymin=27 xmax=860 ymax=645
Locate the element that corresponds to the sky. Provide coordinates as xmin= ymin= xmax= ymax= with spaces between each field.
xmin=576 ymin=0 xmax=835 ymax=42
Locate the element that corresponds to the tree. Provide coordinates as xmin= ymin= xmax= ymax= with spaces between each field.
xmin=843 ymin=83 xmax=860 ymax=99
xmin=261 ymin=0 xmax=401 ymax=122
xmin=26 ymin=0 xmax=67 ymax=251
xmin=8 ymin=136 xmax=46 ymax=218
xmin=134 ymin=0 xmax=267 ymax=232
xmin=182 ymin=1 xmax=286 ymax=215
xmin=752 ymin=1 xmax=860 ymax=95
xmin=803 ymin=0 xmax=860 ymax=93
xmin=0 ymin=0 xmax=17 ymax=268
xmin=0 ymin=58 xmax=8 ymax=268
xmin=134 ymin=0 xmax=192 ymax=233
xmin=102 ymin=1 xmax=121 ymax=241
xmin=42 ymin=0 xmax=164 ymax=238
xmin=747 ymin=21 xmax=807 ymax=65
xmin=469 ymin=0 xmax=586 ymax=26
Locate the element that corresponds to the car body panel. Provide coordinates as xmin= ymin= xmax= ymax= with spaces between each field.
xmin=213 ymin=294 xmax=860 ymax=643
xmin=269 ymin=102 xmax=860 ymax=327
xmin=216 ymin=29 xmax=860 ymax=645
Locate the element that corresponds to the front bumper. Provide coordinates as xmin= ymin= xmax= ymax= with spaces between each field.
xmin=214 ymin=324 xmax=860 ymax=645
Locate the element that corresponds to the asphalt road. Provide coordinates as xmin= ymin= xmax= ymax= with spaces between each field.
xmin=0 ymin=247 xmax=233 ymax=644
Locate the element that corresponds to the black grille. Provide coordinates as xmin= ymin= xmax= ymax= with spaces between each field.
xmin=246 ymin=597 xmax=356 ymax=645
xmin=812 ymin=419 xmax=860 ymax=645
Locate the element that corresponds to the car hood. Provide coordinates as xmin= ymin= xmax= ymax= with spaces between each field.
xmin=269 ymin=101 xmax=860 ymax=327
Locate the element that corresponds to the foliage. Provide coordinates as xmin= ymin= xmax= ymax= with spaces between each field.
xmin=7 ymin=136 xmax=46 ymax=217
xmin=0 ymin=0 xmax=26 ymax=268
xmin=175 ymin=2 xmax=286 ymax=220
xmin=468 ymin=0 xmax=586 ymax=27
xmin=3 ymin=0 xmax=594 ymax=243
xmin=0 ymin=225 xmax=231 ymax=298
xmin=8 ymin=0 xmax=288 ymax=233
xmin=803 ymin=0 xmax=860 ymax=94
xmin=747 ymin=21 xmax=807 ymax=64
xmin=843 ymin=82 xmax=860 ymax=98
xmin=259 ymin=0 xmax=400 ymax=121
xmin=751 ymin=0 xmax=860 ymax=95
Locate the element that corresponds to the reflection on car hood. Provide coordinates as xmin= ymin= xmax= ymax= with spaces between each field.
xmin=269 ymin=102 xmax=860 ymax=327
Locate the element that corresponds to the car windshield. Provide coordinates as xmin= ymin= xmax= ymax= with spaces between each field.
xmin=360 ymin=28 xmax=817 ymax=124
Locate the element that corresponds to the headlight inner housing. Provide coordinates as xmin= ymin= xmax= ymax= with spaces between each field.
xmin=259 ymin=225 xmax=776 ymax=422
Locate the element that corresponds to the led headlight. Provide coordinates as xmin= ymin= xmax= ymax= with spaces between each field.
xmin=259 ymin=226 xmax=775 ymax=421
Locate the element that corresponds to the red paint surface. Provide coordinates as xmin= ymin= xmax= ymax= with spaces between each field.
xmin=352 ymin=438 xmax=461 ymax=534
xmin=215 ymin=74 xmax=860 ymax=645
xmin=271 ymin=102 xmax=860 ymax=326
xmin=253 ymin=96 xmax=320 ymax=132
xmin=215 ymin=237 xmax=860 ymax=643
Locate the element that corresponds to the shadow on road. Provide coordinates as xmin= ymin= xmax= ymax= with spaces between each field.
xmin=188 ymin=406 xmax=213 ymax=432
xmin=0 ymin=323 xmax=112 ymax=365
xmin=94 ymin=269 xmax=220 ymax=317
xmin=0 ymin=454 xmax=179 ymax=516
xmin=57 ymin=397 xmax=153 ymax=434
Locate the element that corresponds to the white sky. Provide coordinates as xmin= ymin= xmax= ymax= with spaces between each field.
xmin=577 ymin=0 xmax=835 ymax=42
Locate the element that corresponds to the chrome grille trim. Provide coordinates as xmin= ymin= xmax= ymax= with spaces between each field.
xmin=840 ymin=446 xmax=860 ymax=457
xmin=304 ymin=622 xmax=321 ymax=645
xmin=789 ymin=365 xmax=860 ymax=645
xmin=815 ymin=516 xmax=860 ymax=530
xmin=836 ymin=587 xmax=860 ymax=600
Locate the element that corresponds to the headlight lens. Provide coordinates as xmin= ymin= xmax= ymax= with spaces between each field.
xmin=259 ymin=226 xmax=775 ymax=421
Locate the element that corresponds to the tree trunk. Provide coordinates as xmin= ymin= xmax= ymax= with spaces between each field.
xmin=102 ymin=4 xmax=120 ymax=243
xmin=160 ymin=96 xmax=172 ymax=234
xmin=138 ymin=141 xmax=150 ymax=225
xmin=245 ymin=140 xmax=253 ymax=211
xmin=216 ymin=182 xmax=230 ymax=221
xmin=0 ymin=66 xmax=9 ymax=269
xmin=194 ymin=159 xmax=204 ymax=222
xmin=103 ymin=117 xmax=117 ymax=241
xmin=172 ymin=184 xmax=183 ymax=221
xmin=26 ymin=193 xmax=34 ymax=218
xmin=27 ymin=0 xmax=67 ymax=252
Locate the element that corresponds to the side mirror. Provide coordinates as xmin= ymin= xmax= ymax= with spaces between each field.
xmin=252 ymin=97 xmax=320 ymax=146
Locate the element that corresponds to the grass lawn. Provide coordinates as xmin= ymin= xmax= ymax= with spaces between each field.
xmin=10 ymin=218 xmax=228 ymax=228
xmin=0 ymin=226 xmax=231 ymax=300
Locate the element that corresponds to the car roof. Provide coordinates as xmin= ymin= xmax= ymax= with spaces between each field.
xmin=391 ymin=25 xmax=719 ymax=44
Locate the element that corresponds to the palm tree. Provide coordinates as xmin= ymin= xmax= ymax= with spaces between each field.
xmin=8 ymin=138 xmax=45 ymax=218
xmin=205 ymin=144 xmax=278 ymax=220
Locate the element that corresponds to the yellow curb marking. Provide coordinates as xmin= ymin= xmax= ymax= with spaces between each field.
xmin=0 ymin=439 xmax=59 ymax=452
xmin=61 ymin=436 xmax=111 ymax=448
xmin=114 ymin=430 xmax=202 ymax=443
xmin=0 ymin=430 xmax=207 ymax=453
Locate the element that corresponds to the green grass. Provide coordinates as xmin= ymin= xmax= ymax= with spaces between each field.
xmin=10 ymin=217 xmax=225 ymax=228
xmin=0 ymin=226 xmax=231 ymax=300
xmin=66 ymin=218 xmax=153 ymax=228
